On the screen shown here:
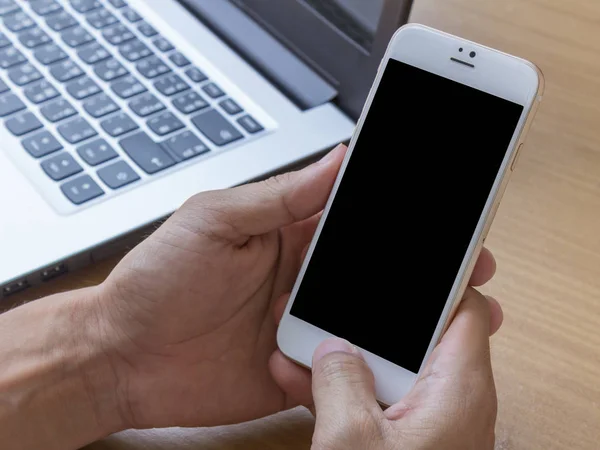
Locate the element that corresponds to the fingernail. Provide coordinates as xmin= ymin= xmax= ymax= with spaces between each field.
xmin=319 ymin=144 xmax=344 ymax=164
xmin=313 ymin=338 xmax=361 ymax=362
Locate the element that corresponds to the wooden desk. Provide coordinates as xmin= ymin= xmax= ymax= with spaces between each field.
xmin=10 ymin=0 xmax=600 ymax=448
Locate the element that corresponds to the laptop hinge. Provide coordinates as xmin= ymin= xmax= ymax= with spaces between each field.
xmin=178 ymin=0 xmax=338 ymax=110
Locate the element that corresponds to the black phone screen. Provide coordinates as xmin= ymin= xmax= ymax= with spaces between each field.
xmin=290 ymin=59 xmax=524 ymax=374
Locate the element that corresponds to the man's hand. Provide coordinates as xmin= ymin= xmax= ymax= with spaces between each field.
xmin=274 ymin=286 xmax=502 ymax=450
xmin=94 ymin=140 xmax=499 ymax=434
xmin=0 ymin=141 xmax=501 ymax=450
xmin=94 ymin=144 xmax=348 ymax=430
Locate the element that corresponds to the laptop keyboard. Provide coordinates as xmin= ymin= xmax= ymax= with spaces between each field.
xmin=0 ymin=0 xmax=266 ymax=207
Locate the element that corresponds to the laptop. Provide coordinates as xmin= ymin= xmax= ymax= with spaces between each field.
xmin=0 ymin=0 xmax=413 ymax=298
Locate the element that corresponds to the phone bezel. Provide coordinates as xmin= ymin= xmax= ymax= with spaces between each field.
xmin=277 ymin=23 xmax=544 ymax=407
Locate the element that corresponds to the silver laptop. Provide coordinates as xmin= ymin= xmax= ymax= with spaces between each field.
xmin=0 ymin=0 xmax=412 ymax=298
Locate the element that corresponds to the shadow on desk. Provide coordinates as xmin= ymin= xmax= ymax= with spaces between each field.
xmin=84 ymin=408 xmax=315 ymax=450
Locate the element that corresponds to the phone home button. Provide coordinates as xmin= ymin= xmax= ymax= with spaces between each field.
xmin=511 ymin=143 xmax=525 ymax=171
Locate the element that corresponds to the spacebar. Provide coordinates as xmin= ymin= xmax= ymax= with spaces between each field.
xmin=119 ymin=131 xmax=176 ymax=174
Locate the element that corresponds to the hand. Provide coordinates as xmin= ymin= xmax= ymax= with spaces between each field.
xmin=273 ymin=284 xmax=502 ymax=449
xmin=94 ymin=144 xmax=348 ymax=430
xmin=94 ymin=140 xmax=499 ymax=436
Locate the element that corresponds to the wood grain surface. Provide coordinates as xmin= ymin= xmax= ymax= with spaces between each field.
xmin=9 ymin=0 xmax=600 ymax=448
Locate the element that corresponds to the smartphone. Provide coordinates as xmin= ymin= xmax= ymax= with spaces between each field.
xmin=277 ymin=24 xmax=544 ymax=406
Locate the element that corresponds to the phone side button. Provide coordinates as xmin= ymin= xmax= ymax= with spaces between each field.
xmin=511 ymin=143 xmax=525 ymax=171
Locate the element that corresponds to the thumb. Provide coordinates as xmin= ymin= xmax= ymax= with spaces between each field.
xmin=178 ymin=144 xmax=346 ymax=242
xmin=312 ymin=338 xmax=382 ymax=424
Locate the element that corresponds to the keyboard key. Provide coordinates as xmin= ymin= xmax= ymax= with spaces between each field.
xmin=30 ymin=0 xmax=62 ymax=16
xmin=237 ymin=115 xmax=263 ymax=134
xmin=169 ymin=52 xmax=190 ymax=67
xmin=192 ymin=109 xmax=243 ymax=146
xmin=77 ymin=42 xmax=110 ymax=64
xmin=0 ymin=78 xmax=8 ymax=93
xmin=86 ymin=7 xmax=118 ymax=29
xmin=24 ymin=79 xmax=59 ymax=104
xmin=46 ymin=11 xmax=77 ymax=32
xmin=34 ymin=43 xmax=67 ymax=65
xmin=120 ymin=131 xmax=175 ymax=174
xmin=50 ymin=59 xmax=84 ymax=82
xmin=5 ymin=112 xmax=43 ymax=136
xmin=154 ymin=74 xmax=189 ymax=97
xmin=82 ymin=93 xmax=119 ymax=118
xmin=18 ymin=26 xmax=51 ymax=49
xmin=202 ymin=82 xmax=225 ymax=99
xmin=164 ymin=130 xmax=209 ymax=161
xmin=136 ymin=56 xmax=170 ymax=79
xmin=219 ymin=98 xmax=243 ymax=115
xmin=129 ymin=92 xmax=164 ymax=117
xmin=40 ymin=97 xmax=77 ymax=122
xmin=97 ymin=160 xmax=139 ymax=189
xmin=94 ymin=57 xmax=128 ymax=81
xmin=147 ymin=111 xmax=184 ymax=136
xmin=184 ymin=67 xmax=207 ymax=83
xmin=173 ymin=91 xmax=208 ymax=114
xmin=111 ymin=74 xmax=146 ymax=99
xmin=0 ymin=93 xmax=25 ymax=116
xmin=100 ymin=111 xmax=138 ymax=137
xmin=0 ymin=32 xmax=10 ymax=48
xmin=119 ymin=38 xmax=151 ymax=62
xmin=4 ymin=11 xmax=35 ymax=32
xmin=107 ymin=0 xmax=127 ymax=8
xmin=0 ymin=46 xmax=26 ymax=68
xmin=66 ymin=76 xmax=101 ymax=99
xmin=137 ymin=21 xmax=157 ymax=37
xmin=77 ymin=138 xmax=117 ymax=165
xmin=22 ymin=130 xmax=62 ymax=157
xmin=121 ymin=7 xmax=141 ymax=22
xmin=61 ymin=175 xmax=104 ymax=204
xmin=26 ymin=83 xmax=58 ymax=110
xmin=57 ymin=116 xmax=98 ymax=143
xmin=9 ymin=63 xmax=42 ymax=86
xmin=0 ymin=0 xmax=18 ymax=17
xmin=102 ymin=23 xmax=134 ymax=45
xmin=152 ymin=37 xmax=173 ymax=53
xmin=70 ymin=0 xmax=100 ymax=13
xmin=42 ymin=152 xmax=83 ymax=180
xmin=62 ymin=26 xmax=94 ymax=48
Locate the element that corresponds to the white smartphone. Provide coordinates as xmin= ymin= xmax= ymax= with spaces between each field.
xmin=277 ymin=24 xmax=544 ymax=406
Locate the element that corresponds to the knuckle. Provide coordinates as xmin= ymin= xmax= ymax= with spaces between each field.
xmin=264 ymin=172 xmax=293 ymax=193
xmin=172 ymin=191 xmax=238 ymax=243
xmin=317 ymin=356 xmax=370 ymax=386
xmin=262 ymin=173 xmax=298 ymax=223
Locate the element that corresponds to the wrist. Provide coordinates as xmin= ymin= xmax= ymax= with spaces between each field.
xmin=69 ymin=286 xmax=128 ymax=438
xmin=0 ymin=287 xmax=125 ymax=449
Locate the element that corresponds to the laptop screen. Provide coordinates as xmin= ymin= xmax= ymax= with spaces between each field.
xmin=303 ymin=0 xmax=385 ymax=50
xmin=182 ymin=0 xmax=413 ymax=119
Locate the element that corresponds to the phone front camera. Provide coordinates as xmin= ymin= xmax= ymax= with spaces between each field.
xmin=470 ymin=51 xmax=477 ymax=58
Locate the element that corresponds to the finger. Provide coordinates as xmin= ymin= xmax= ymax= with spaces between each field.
xmin=487 ymin=295 xmax=503 ymax=336
xmin=300 ymin=242 xmax=310 ymax=265
xmin=182 ymin=144 xmax=346 ymax=242
xmin=312 ymin=338 xmax=382 ymax=423
xmin=469 ymin=247 xmax=496 ymax=286
xmin=435 ymin=287 xmax=492 ymax=366
xmin=269 ymin=350 xmax=313 ymax=409
xmin=273 ymin=293 xmax=289 ymax=325
xmin=281 ymin=211 xmax=323 ymax=255
xmin=270 ymin=212 xmax=323 ymax=300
